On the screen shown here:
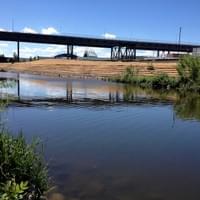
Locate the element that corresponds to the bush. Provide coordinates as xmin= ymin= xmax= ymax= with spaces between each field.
xmin=150 ymin=74 xmax=178 ymax=89
xmin=122 ymin=66 xmax=139 ymax=83
xmin=118 ymin=66 xmax=178 ymax=90
xmin=0 ymin=132 xmax=48 ymax=200
xmin=113 ymin=56 xmax=200 ymax=92
xmin=0 ymin=179 xmax=28 ymax=200
xmin=177 ymin=55 xmax=200 ymax=84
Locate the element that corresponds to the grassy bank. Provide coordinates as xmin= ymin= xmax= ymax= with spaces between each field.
xmin=113 ymin=55 xmax=200 ymax=92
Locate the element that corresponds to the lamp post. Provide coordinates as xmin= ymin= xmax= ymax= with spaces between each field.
xmin=178 ymin=27 xmax=182 ymax=53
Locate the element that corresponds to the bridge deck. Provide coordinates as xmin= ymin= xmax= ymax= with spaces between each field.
xmin=0 ymin=31 xmax=199 ymax=52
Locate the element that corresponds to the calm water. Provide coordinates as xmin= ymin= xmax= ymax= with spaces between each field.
xmin=1 ymin=72 xmax=200 ymax=200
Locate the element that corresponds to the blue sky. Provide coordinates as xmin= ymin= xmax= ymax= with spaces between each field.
xmin=0 ymin=0 xmax=200 ymax=57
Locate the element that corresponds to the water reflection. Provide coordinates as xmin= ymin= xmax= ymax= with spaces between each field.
xmin=0 ymin=72 xmax=178 ymax=104
xmin=0 ymin=72 xmax=200 ymax=122
xmin=174 ymin=93 xmax=200 ymax=121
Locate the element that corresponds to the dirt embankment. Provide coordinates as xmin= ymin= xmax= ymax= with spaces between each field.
xmin=0 ymin=59 xmax=178 ymax=78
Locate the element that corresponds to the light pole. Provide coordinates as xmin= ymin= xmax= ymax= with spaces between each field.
xmin=179 ymin=27 xmax=182 ymax=45
xmin=178 ymin=27 xmax=182 ymax=53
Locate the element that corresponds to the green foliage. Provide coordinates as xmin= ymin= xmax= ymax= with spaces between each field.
xmin=117 ymin=66 xmax=177 ymax=90
xmin=0 ymin=132 xmax=48 ymax=199
xmin=0 ymin=88 xmax=48 ymax=199
xmin=150 ymin=74 xmax=178 ymax=89
xmin=174 ymin=93 xmax=200 ymax=120
xmin=177 ymin=55 xmax=200 ymax=84
xmin=122 ymin=66 xmax=139 ymax=83
xmin=115 ymin=56 xmax=200 ymax=92
xmin=0 ymin=179 xmax=28 ymax=200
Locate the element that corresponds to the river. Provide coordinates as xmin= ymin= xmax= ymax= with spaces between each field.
xmin=1 ymin=72 xmax=200 ymax=200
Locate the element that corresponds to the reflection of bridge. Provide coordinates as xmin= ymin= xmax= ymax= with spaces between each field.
xmin=15 ymin=76 xmax=124 ymax=103
xmin=0 ymin=74 xmax=153 ymax=103
xmin=0 ymin=73 xmax=177 ymax=105
xmin=0 ymin=31 xmax=199 ymax=61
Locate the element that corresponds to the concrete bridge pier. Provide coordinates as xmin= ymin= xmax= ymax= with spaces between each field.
xmin=157 ymin=50 xmax=160 ymax=58
xmin=134 ymin=49 xmax=136 ymax=59
xmin=66 ymin=45 xmax=74 ymax=59
xmin=17 ymin=41 xmax=20 ymax=62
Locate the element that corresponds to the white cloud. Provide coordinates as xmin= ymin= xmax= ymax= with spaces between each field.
xmin=102 ymin=33 xmax=117 ymax=39
xmin=0 ymin=43 xmax=9 ymax=55
xmin=21 ymin=27 xmax=37 ymax=34
xmin=19 ymin=44 xmax=66 ymax=58
xmin=17 ymin=43 xmax=111 ymax=58
xmin=41 ymin=27 xmax=59 ymax=35
xmin=0 ymin=28 xmax=6 ymax=31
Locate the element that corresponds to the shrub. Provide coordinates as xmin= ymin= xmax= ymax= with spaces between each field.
xmin=150 ymin=74 xmax=177 ymax=89
xmin=119 ymin=66 xmax=177 ymax=90
xmin=0 ymin=132 xmax=48 ymax=199
xmin=113 ymin=57 xmax=200 ymax=92
xmin=0 ymin=179 xmax=28 ymax=200
xmin=177 ymin=55 xmax=200 ymax=83
xmin=122 ymin=66 xmax=138 ymax=83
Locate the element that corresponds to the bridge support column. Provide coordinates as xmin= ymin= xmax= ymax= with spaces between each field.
xmin=134 ymin=49 xmax=136 ymax=59
xmin=118 ymin=47 xmax=122 ymax=60
xmin=66 ymin=45 xmax=74 ymax=59
xmin=157 ymin=50 xmax=160 ymax=58
xmin=111 ymin=46 xmax=137 ymax=61
xmin=111 ymin=47 xmax=113 ymax=60
xmin=17 ymin=41 xmax=20 ymax=62
xmin=111 ymin=46 xmax=120 ymax=61
xmin=124 ymin=48 xmax=136 ymax=60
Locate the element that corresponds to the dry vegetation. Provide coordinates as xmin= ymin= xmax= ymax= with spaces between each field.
xmin=0 ymin=59 xmax=178 ymax=78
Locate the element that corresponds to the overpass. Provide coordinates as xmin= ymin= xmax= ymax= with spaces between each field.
xmin=0 ymin=31 xmax=199 ymax=61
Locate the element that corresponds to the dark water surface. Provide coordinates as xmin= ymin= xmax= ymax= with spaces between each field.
xmin=1 ymin=72 xmax=200 ymax=200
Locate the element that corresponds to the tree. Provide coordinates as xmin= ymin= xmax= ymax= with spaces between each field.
xmin=177 ymin=55 xmax=200 ymax=83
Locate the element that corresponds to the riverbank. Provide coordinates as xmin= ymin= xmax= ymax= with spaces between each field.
xmin=0 ymin=59 xmax=178 ymax=79
xmin=112 ymin=55 xmax=200 ymax=92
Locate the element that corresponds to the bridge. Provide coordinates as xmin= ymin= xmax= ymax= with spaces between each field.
xmin=0 ymin=31 xmax=199 ymax=61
